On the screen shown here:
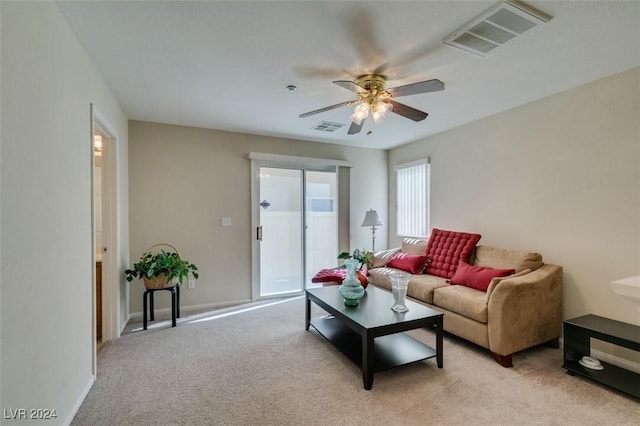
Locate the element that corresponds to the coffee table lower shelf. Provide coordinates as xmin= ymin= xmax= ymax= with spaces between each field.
xmin=310 ymin=316 xmax=437 ymax=372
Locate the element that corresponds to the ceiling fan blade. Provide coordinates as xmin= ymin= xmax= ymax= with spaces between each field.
xmin=299 ymin=100 xmax=357 ymax=118
xmin=389 ymin=100 xmax=428 ymax=122
xmin=333 ymin=80 xmax=364 ymax=93
xmin=376 ymin=42 xmax=447 ymax=77
xmin=342 ymin=6 xmax=385 ymax=76
xmin=294 ymin=66 xmax=354 ymax=79
xmin=347 ymin=119 xmax=365 ymax=135
xmin=387 ymin=79 xmax=445 ymax=98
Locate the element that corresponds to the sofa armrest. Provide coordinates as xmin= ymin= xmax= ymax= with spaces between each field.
xmin=487 ymin=264 xmax=563 ymax=356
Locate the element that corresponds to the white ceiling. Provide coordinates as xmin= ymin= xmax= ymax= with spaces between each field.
xmin=57 ymin=1 xmax=640 ymax=150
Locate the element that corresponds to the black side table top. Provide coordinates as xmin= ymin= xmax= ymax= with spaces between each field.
xmin=564 ymin=314 xmax=640 ymax=347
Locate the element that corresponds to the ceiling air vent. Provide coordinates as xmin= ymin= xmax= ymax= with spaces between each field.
xmin=443 ymin=0 xmax=552 ymax=56
xmin=313 ymin=121 xmax=346 ymax=132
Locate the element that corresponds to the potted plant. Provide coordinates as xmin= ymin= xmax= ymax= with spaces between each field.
xmin=337 ymin=248 xmax=373 ymax=271
xmin=125 ymin=249 xmax=199 ymax=289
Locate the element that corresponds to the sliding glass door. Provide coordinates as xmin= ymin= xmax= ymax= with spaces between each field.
xmin=255 ymin=166 xmax=337 ymax=298
xmin=304 ymin=171 xmax=338 ymax=287
xmin=258 ymin=167 xmax=304 ymax=296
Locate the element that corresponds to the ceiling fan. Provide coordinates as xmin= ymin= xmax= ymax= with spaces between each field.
xmin=299 ymin=74 xmax=444 ymax=135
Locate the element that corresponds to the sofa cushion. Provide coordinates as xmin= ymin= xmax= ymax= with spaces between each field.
xmin=387 ymin=253 xmax=429 ymax=274
xmin=370 ymin=248 xmax=400 ymax=268
xmin=433 ymin=285 xmax=489 ymax=323
xmin=368 ymin=268 xmax=448 ymax=304
xmin=449 ymin=260 xmax=515 ymax=292
xmin=424 ymin=229 xmax=481 ymax=278
xmin=367 ymin=267 xmax=397 ymax=291
xmin=473 ymin=245 xmax=543 ymax=273
xmin=407 ymin=274 xmax=449 ymax=304
xmin=401 ymin=238 xmax=428 ymax=255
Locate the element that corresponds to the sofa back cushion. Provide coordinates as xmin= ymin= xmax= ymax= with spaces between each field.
xmin=401 ymin=238 xmax=428 ymax=255
xmin=370 ymin=248 xmax=401 ymax=268
xmin=473 ymin=245 xmax=543 ymax=273
xmin=424 ymin=229 xmax=481 ymax=278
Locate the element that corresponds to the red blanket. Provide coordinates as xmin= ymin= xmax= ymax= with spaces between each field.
xmin=311 ymin=268 xmax=368 ymax=288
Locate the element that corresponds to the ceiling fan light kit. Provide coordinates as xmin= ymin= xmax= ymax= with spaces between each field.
xmin=350 ymin=74 xmax=393 ymax=126
xmin=351 ymin=103 xmax=370 ymax=126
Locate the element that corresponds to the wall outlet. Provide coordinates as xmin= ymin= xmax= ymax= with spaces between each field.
xmin=221 ymin=217 xmax=232 ymax=227
xmin=188 ymin=279 xmax=195 ymax=289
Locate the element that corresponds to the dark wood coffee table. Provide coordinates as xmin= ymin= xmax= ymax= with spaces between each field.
xmin=305 ymin=285 xmax=443 ymax=390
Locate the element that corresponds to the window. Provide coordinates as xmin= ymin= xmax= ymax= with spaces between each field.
xmin=395 ymin=159 xmax=430 ymax=237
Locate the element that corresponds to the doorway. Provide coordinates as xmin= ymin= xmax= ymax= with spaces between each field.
xmin=90 ymin=106 xmax=121 ymax=373
xmin=252 ymin=165 xmax=338 ymax=299
xmin=93 ymin=131 xmax=104 ymax=342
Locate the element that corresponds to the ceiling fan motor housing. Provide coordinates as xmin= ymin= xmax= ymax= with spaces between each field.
xmin=355 ymin=74 xmax=392 ymax=112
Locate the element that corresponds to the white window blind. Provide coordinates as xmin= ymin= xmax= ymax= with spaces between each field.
xmin=395 ymin=159 xmax=430 ymax=237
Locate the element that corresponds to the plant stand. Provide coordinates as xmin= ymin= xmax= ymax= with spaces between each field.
xmin=143 ymin=284 xmax=180 ymax=330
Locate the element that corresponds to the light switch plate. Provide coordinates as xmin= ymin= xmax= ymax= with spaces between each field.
xmin=221 ymin=217 xmax=232 ymax=227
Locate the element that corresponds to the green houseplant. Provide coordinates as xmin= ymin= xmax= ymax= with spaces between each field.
xmin=125 ymin=249 xmax=199 ymax=289
xmin=337 ymin=248 xmax=373 ymax=271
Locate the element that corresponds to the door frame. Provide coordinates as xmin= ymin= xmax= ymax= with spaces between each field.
xmin=248 ymin=153 xmax=353 ymax=301
xmin=90 ymin=105 xmax=121 ymax=371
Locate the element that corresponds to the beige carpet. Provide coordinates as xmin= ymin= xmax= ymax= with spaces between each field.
xmin=73 ymin=296 xmax=638 ymax=425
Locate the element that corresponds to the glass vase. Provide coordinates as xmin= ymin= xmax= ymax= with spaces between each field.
xmin=338 ymin=259 xmax=365 ymax=306
xmin=390 ymin=272 xmax=410 ymax=312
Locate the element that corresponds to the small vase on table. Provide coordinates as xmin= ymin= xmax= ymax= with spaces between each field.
xmin=338 ymin=259 xmax=365 ymax=306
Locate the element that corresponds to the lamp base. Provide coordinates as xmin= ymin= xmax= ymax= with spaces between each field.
xmin=371 ymin=226 xmax=377 ymax=252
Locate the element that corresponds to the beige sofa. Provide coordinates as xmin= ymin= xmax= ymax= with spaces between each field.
xmin=367 ymin=238 xmax=563 ymax=367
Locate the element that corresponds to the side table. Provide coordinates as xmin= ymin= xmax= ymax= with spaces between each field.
xmin=563 ymin=314 xmax=640 ymax=398
xmin=143 ymin=284 xmax=180 ymax=330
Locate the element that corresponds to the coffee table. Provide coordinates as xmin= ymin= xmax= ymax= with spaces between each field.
xmin=305 ymin=285 xmax=443 ymax=390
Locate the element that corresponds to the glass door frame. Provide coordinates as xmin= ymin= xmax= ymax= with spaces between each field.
xmin=257 ymin=166 xmax=305 ymax=297
xmin=250 ymin=154 xmax=349 ymax=301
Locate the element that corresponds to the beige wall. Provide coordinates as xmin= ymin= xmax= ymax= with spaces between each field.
xmin=128 ymin=122 xmax=387 ymax=313
xmin=1 ymin=1 xmax=129 ymax=423
xmin=389 ymin=67 xmax=640 ymax=328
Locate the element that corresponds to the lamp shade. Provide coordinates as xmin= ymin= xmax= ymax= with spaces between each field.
xmin=361 ymin=209 xmax=383 ymax=227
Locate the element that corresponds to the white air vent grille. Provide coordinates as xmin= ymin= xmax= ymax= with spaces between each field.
xmin=443 ymin=0 xmax=551 ymax=56
xmin=313 ymin=121 xmax=346 ymax=132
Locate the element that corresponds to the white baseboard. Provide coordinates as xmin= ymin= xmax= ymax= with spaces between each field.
xmin=64 ymin=374 xmax=95 ymax=425
xmin=121 ymin=313 xmax=129 ymax=334
xmin=129 ymin=298 xmax=252 ymax=320
xmin=560 ymin=338 xmax=640 ymax=374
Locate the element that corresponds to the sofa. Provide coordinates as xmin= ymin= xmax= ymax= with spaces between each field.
xmin=367 ymin=229 xmax=563 ymax=367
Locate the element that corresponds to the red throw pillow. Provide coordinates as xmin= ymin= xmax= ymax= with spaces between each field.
xmin=387 ymin=253 xmax=429 ymax=274
xmin=424 ymin=228 xmax=482 ymax=278
xmin=449 ymin=260 xmax=515 ymax=292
